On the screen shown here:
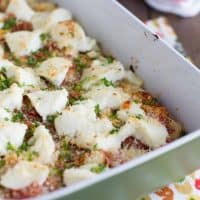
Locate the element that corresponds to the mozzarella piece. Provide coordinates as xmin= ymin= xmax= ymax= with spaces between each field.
xmin=1 ymin=161 xmax=49 ymax=190
xmin=31 ymin=8 xmax=72 ymax=31
xmin=117 ymin=101 xmax=145 ymax=121
xmin=63 ymin=165 xmax=96 ymax=186
xmin=0 ymin=121 xmax=27 ymax=155
xmin=124 ymin=70 xmax=143 ymax=87
xmin=6 ymin=0 xmax=35 ymax=21
xmin=129 ymin=117 xmax=168 ymax=148
xmin=55 ymin=100 xmax=113 ymax=149
xmin=36 ymin=57 xmax=72 ymax=86
xmin=84 ymin=85 xmax=130 ymax=109
xmin=5 ymin=31 xmax=42 ymax=57
xmin=97 ymin=120 xmax=135 ymax=152
xmin=27 ymin=89 xmax=68 ymax=120
xmin=30 ymin=125 xmax=55 ymax=164
xmin=0 ymin=107 xmax=11 ymax=122
xmin=0 ymin=84 xmax=24 ymax=111
xmin=0 ymin=59 xmax=15 ymax=71
xmin=50 ymin=20 xmax=95 ymax=55
xmin=6 ymin=66 xmax=40 ymax=88
xmin=81 ymin=59 xmax=125 ymax=89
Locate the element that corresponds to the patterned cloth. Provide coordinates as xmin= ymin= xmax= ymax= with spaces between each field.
xmin=142 ymin=17 xmax=200 ymax=200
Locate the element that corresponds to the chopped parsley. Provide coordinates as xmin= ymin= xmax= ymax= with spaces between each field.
xmin=0 ymin=159 xmax=5 ymax=168
xmin=135 ymin=114 xmax=143 ymax=120
xmin=47 ymin=113 xmax=59 ymax=123
xmin=94 ymin=104 xmax=101 ymax=117
xmin=144 ymin=97 xmax=158 ymax=106
xmin=90 ymin=164 xmax=106 ymax=174
xmin=109 ymin=110 xmax=118 ymax=120
xmin=40 ymin=33 xmax=51 ymax=42
xmin=12 ymin=111 xmax=24 ymax=122
xmin=2 ymin=17 xmax=16 ymax=30
xmin=6 ymin=142 xmax=16 ymax=151
xmin=100 ymin=77 xmax=114 ymax=87
xmin=59 ymin=140 xmax=72 ymax=161
xmin=105 ymin=56 xmax=114 ymax=64
xmin=27 ymin=151 xmax=39 ymax=161
xmin=109 ymin=128 xmax=119 ymax=135
xmin=0 ymin=70 xmax=14 ymax=90
xmin=74 ymin=57 xmax=87 ymax=72
xmin=27 ymin=55 xmax=38 ymax=67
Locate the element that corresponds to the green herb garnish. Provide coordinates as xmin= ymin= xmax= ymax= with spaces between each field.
xmin=109 ymin=128 xmax=119 ymax=135
xmin=105 ymin=56 xmax=114 ymax=64
xmin=90 ymin=164 xmax=106 ymax=174
xmin=40 ymin=33 xmax=51 ymax=42
xmin=74 ymin=58 xmax=87 ymax=72
xmin=47 ymin=113 xmax=59 ymax=123
xmin=27 ymin=56 xmax=38 ymax=67
xmin=3 ymin=17 xmax=16 ymax=30
xmin=135 ymin=114 xmax=143 ymax=120
xmin=0 ymin=159 xmax=5 ymax=168
xmin=94 ymin=104 xmax=101 ymax=117
xmin=100 ymin=77 xmax=114 ymax=87
xmin=12 ymin=111 xmax=24 ymax=122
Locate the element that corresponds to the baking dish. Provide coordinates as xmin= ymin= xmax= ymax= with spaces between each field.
xmin=31 ymin=0 xmax=200 ymax=199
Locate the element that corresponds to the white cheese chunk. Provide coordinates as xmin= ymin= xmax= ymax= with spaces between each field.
xmin=1 ymin=161 xmax=49 ymax=190
xmin=5 ymin=31 xmax=42 ymax=57
xmin=117 ymin=101 xmax=145 ymax=121
xmin=63 ymin=165 xmax=97 ymax=186
xmin=6 ymin=0 xmax=35 ymax=21
xmin=27 ymin=88 xmax=68 ymax=120
xmin=55 ymin=100 xmax=113 ymax=149
xmin=50 ymin=20 xmax=95 ymax=55
xmin=97 ymin=120 xmax=135 ymax=152
xmin=0 ymin=121 xmax=27 ymax=155
xmin=129 ymin=117 xmax=168 ymax=148
xmin=0 ymin=107 xmax=11 ymax=122
xmin=124 ymin=70 xmax=143 ymax=87
xmin=81 ymin=59 xmax=125 ymax=90
xmin=0 ymin=59 xmax=15 ymax=71
xmin=30 ymin=125 xmax=55 ymax=164
xmin=84 ymin=85 xmax=130 ymax=109
xmin=36 ymin=57 xmax=72 ymax=86
xmin=6 ymin=66 xmax=40 ymax=88
xmin=31 ymin=8 xmax=72 ymax=31
xmin=0 ymin=84 xmax=24 ymax=111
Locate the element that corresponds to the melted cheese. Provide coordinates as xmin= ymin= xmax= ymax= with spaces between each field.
xmin=36 ymin=57 xmax=72 ymax=86
xmin=0 ymin=121 xmax=27 ymax=155
xmin=5 ymin=31 xmax=42 ymax=57
xmin=0 ymin=84 xmax=24 ymax=111
xmin=6 ymin=0 xmax=35 ymax=21
xmin=0 ymin=108 xmax=11 ymax=122
xmin=31 ymin=8 xmax=72 ymax=31
xmin=97 ymin=121 xmax=135 ymax=152
xmin=81 ymin=59 xmax=125 ymax=89
xmin=129 ymin=117 xmax=168 ymax=149
xmin=27 ymin=89 xmax=68 ymax=120
xmin=6 ymin=66 xmax=40 ymax=88
xmin=1 ymin=161 xmax=49 ymax=190
xmin=117 ymin=101 xmax=145 ymax=121
xmin=84 ymin=85 xmax=130 ymax=109
xmin=63 ymin=164 xmax=97 ymax=186
xmin=124 ymin=70 xmax=143 ymax=87
xmin=0 ymin=59 xmax=15 ymax=70
xmin=30 ymin=125 xmax=55 ymax=164
xmin=55 ymin=100 xmax=113 ymax=149
xmin=50 ymin=20 xmax=95 ymax=56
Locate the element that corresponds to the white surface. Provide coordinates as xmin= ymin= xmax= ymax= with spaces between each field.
xmin=145 ymin=0 xmax=200 ymax=17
